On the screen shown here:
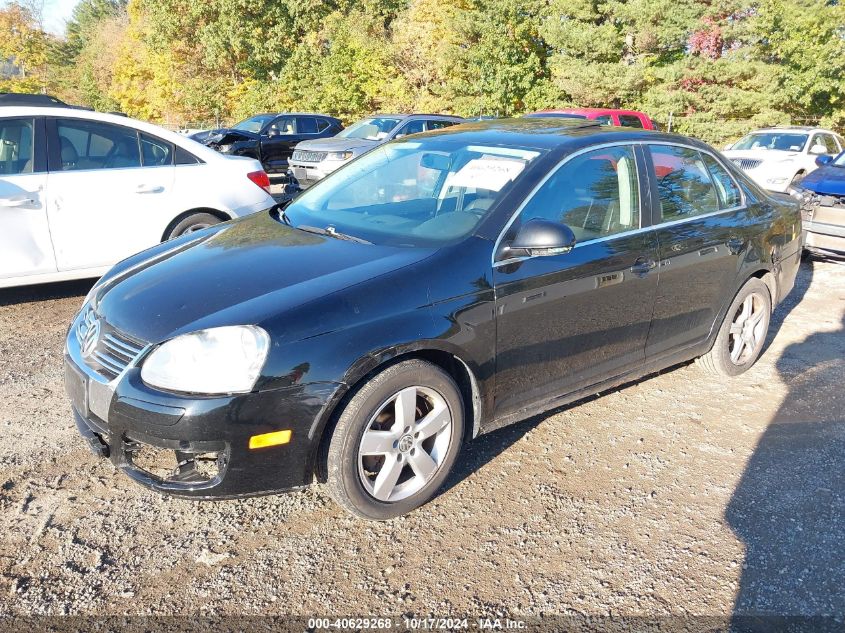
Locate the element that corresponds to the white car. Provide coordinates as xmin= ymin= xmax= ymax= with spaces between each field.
xmin=723 ymin=126 xmax=844 ymax=193
xmin=0 ymin=103 xmax=275 ymax=289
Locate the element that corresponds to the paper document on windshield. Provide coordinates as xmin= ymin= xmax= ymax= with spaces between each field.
xmin=448 ymin=156 xmax=526 ymax=191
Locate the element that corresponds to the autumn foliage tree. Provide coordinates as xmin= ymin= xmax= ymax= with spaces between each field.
xmin=15 ymin=0 xmax=845 ymax=144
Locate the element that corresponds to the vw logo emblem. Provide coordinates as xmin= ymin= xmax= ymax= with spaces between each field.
xmin=398 ymin=434 xmax=414 ymax=453
xmin=81 ymin=319 xmax=101 ymax=359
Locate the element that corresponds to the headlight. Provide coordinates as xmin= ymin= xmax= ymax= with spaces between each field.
xmin=141 ymin=325 xmax=269 ymax=394
xmin=327 ymin=151 xmax=353 ymax=160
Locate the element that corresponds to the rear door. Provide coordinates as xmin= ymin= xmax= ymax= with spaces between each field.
xmin=644 ymin=143 xmax=748 ymax=358
xmin=46 ymin=117 xmax=175 ymax=271
xmin=0 ymin=116 xmax=55 ymax=280
xmin=493 ymin=143 xmax=658 ymax=418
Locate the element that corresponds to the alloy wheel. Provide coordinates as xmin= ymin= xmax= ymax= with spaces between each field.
xmin=728 ymin=292 xmax=767 ymax=365
xmin=357 ymin=386 xmax=453 ymax=503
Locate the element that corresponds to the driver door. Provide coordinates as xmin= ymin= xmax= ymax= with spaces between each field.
xmin=493 ymin=144 xmax=658 ymax=419
xmin=45 ymin=117 xmax=174 ymax=271
xmin=260 ymin=115 xmax=302 ymax=173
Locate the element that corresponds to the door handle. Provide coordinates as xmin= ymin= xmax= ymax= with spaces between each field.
xmin=0 ymin=194 xmax=37 ymax=208
xmin=727 ymin=237 xmax=745 ymax=254
xmin=630 ymin=257 xmax=657 ymax=276
xmin=135 ymin=184 xmax=164 ymax=194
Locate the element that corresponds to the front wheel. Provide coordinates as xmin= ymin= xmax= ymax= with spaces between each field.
xmin=164 ymin=212 xmax=222 ymax=240
xmin=323 ymin=360 xmax=464 ymax=520
xmin=697 ymin=277 xmax=772 ymax=376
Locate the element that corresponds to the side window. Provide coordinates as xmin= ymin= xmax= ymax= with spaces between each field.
xmin=56 ymin=119 xmax=140 ymax=171
xmin=520 ymin=145 xmax=640 ymax=243
xmin=140 ymin=133 xmax=173 ymax=167
xmin=395 ymin=120 xmax=426 ymax=138
xmin=808 ymin=134 xmax=828 ymax=155
xmin=316 ymin=119 xmax=331 ymax=133
xmin=595 ymin=115 xmax=613 ymax=126
xmin=298 ymin=117 xmax=319 ymax=134
xmin=175 ymin=145 xmax=201 ymax=165
xmin=702 ymin=153 xmax=742 ymax=209
xmin=269 ymin=117 xmax=295 ymax=134
xmin=619 ymin=115 xmax=644 ymax=129
xmin=426 ymin=120 xmax=456 ymax=131
xmin=649 ymin=145 xmax=719 ymax=221
xmin=820 ymin=134 xmax=839 ymax=155
xmin=0 ymin=118 xmax=34 ymax=175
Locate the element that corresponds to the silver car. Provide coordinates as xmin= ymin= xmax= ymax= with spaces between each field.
xmin=289 ymin=113 xmax=463 ymax=187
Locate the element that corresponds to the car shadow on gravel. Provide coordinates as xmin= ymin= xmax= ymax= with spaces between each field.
xmin=727 ymin=306 xmax=845 ymax=626
xmin=0 ymin=279 xmax=94 ymax=307
xmin=762 ymin=258 xmax=814 ymax=355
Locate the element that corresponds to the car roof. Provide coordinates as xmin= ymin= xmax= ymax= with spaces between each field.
xmin=250 ymin=112 xmax=341 ymax=120
xmin=750 ymin=126 xmax=837 ymax=134
xmin=417 ymin=117 xmax=703 ymax=151
xmin=0 ymin=106 xmax=225 ymax=162
xmin=536 ymin=107 xmax=649 ymax=118
xmin=367 ymin=113 xmax=464 ymax=121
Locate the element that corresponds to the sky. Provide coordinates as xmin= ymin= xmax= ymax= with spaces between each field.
xmin=1 ymin=0 xmax=81 ymax=35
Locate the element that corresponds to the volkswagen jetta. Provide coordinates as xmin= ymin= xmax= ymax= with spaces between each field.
xmin=65 ymin=119 xmax=802 ymax=519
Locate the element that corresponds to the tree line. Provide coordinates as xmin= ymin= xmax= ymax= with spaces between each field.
xmin=1 ymin=0 xmax=843 ymax=144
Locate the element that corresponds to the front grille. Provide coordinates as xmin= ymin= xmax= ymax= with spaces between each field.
xmin=731 ymin=158 xmax=763 ymax=170
xmin=76 ymin=309 xmax=147 ymax=380
xmin=292 ymin=150 xmax=327 ymax=163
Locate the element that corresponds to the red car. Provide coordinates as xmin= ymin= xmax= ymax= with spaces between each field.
xmin=526 ymin=108 xmax=656 ymax=130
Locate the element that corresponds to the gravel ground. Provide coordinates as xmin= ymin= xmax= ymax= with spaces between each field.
xmin=0 ymin=258 xmax=842 ymax=623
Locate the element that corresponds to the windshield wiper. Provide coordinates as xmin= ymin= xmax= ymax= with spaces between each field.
xmin=271 ymin=198 xmax=295 ymax=225
xmin=297 ymin=224 xmax=372 ymax=245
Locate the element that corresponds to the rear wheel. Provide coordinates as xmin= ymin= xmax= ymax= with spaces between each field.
xmin=324 ymin=359 xmax=464 ymax=520
xmin=697 ymin=277 xmax=771 ymax=376
xmin=164 ymin=212 xmax=222 ymax=240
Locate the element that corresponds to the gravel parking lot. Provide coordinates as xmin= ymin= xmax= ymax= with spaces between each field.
xmin=0 ymin=259 xmax=842 ymax=622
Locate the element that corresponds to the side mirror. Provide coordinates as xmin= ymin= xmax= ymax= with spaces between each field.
xmin=808 ymin=144 xmax=827 ymax=155
xmin=816 ymin=154 xmax=833 ymax=167
xmin=507 ymin=219 xmax=576 ymax=258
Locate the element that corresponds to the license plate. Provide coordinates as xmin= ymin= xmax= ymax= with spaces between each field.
xmin=64 ymin=359 xmax=88 ymax=417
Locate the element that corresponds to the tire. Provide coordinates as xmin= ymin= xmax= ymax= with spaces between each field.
xmin=164 ymin=212 xmax=222 ymax=240
xmin=324 ymin=359 xmax=464 ymax=520
xmin=697 ymin=277 xmax=772 ymax=376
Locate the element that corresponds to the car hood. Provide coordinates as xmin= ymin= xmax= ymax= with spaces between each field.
xmin=800 ymin=165 xmax=845 ymax=196
xmin=295 ymin=137 xmax=378 ymax=152
xmin=723 ymin=149 xmax=800 ymax=162
xmin=94 ymin=212 xmax=436 ymax=344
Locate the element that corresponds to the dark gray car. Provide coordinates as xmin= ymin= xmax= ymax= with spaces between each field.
xmin=289 ymin=113 xmax=463 ymax=187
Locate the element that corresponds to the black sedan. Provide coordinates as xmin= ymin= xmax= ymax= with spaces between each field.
xmin=191 ymin=113 xmax=343 ymax=175
xmin=66 ymin=119 xmax=802 ymax=519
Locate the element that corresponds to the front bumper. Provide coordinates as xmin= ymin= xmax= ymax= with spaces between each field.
xmin=803 ymin=205 xmax=845 ymax=256
xmin=64 ymin=310 xmax=341 ymax=499
xmin=289 ymin=159 xmax=346 ymax=188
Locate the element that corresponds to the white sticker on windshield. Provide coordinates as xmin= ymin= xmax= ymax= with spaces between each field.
xmin=447 ymin=156 xmax=527 ymax=191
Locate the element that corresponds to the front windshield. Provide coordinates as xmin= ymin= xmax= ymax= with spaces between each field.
xmin=338 ymin=117 xmax=402 ymax=141
xmin=284 ymin=139 xmax=545 ymax=247
xmin=232 ymin=115 xmax=275 ymax=133
xmin=732 ymin=132 xmax=809 ymax=152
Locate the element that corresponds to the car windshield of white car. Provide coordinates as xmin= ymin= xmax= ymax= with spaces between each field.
xmin=284 ymin=139 xmax=544 ymax=247
xmin=338 ymin=118 xmax=402 ymax=141
xmin=732 ymin=133 xmax=808 ymax=152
